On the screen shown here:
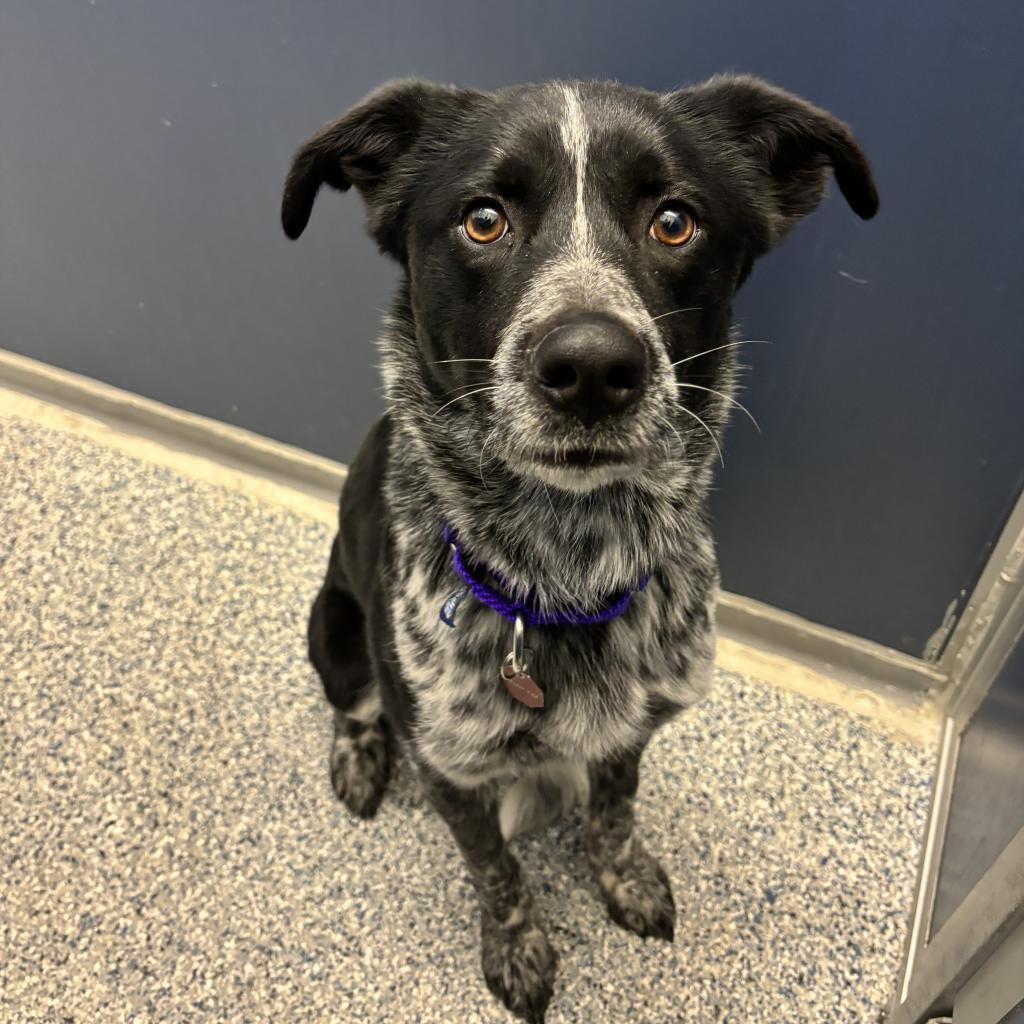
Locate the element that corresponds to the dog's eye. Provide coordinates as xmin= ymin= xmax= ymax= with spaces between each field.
xmin=650 ymin=206 xmax=697 ymax=247
xmin=463 ymin=203 xmax=509 ymax=244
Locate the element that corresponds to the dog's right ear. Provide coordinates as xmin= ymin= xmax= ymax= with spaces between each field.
xmin=281 ymin=79 xmax=482 ymax=255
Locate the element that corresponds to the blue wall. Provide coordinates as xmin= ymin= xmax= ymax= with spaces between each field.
xmin=3 ymin=0 xmax=1022 ymax=654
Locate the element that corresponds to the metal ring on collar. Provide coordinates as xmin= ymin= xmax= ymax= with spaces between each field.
xmin=512 ymin=614 xmax=526 ymax=675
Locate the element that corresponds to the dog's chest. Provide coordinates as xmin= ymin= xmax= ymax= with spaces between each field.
xmin=389 ymin=550 xmax=715 ymax=787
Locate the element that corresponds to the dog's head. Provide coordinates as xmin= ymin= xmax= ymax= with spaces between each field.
xmin=283 ymin=77 xmax=876 ymax=494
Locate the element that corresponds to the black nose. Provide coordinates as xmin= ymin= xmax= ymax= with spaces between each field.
xmin=532 ymin=315 xmax=647 ymax=427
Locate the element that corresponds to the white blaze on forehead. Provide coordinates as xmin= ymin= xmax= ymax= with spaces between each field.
xmin=559 ymin=85 xmax=592 ymax=256
xmin=489 ymin=83 xmax=661 ymax=368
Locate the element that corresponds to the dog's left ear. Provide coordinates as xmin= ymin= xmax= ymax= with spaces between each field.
xmin=281 ymin=79 xmax=483 ymax=256
xmin=666 ymin=75 xmax=878 ymax=249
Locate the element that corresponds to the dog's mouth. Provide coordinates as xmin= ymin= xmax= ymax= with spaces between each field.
xmin=533 ymin=448 xmax=630 ymax=468
xmin=507 ymin=445 xmax=644 ymax=492
xmin=507 ymin=442 xmax=643 ymax=489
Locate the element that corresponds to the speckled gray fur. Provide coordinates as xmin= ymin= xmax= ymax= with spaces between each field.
xmin=1 ymin=415 xmax=933 ymax=1023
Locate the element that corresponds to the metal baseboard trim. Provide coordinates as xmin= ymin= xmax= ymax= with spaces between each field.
xmin=718 ymin=593 xmax=948 ymax=697
xmin=2 ymin=348 xmax=947 ymax=698
xmin=0 ymin=348 xmax=346 ymax=508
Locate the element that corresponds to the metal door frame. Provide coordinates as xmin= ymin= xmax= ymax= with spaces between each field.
xmin=888 ymin=487 xmax=1024 ymax=1024
xmin=935 ymin=487 xmax=1024 ymax=722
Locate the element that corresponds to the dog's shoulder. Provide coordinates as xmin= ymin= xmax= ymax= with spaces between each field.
xmin=335 ymin=415 xmax=393 ymax=605
xmin=340 ymin=415 xmax=392 ymax=513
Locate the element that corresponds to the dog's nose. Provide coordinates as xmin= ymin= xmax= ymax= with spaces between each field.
xmin=532 ymin=315 xmax=647 ymax=427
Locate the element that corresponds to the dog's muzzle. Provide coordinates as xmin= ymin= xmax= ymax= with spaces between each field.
xmin=531 ymin=314 xmax=647 ymax=428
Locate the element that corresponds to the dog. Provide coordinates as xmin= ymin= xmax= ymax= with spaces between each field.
xmin=282 ymin=75 xmax=877 ymax=1022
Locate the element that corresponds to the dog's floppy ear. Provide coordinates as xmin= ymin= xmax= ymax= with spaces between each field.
xmin=667 ymin=75 xmax=878 ymax=247
xmin=281 ymin=79 xmax=481 ymax=255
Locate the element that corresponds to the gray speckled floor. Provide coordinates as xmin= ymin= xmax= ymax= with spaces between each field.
xmin=0 ymin=413 xmax=935 ymax=1024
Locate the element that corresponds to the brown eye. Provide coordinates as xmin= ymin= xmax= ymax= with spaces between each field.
xmin=463 ymin=203 xmax=509 ymax=244
xmin=650 ymin=206 xmax=697 ymax=247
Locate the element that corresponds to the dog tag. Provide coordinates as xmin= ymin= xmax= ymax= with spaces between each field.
xmin=500 ymin=660 xmax=545 ymax=709
xmin=501 ymin=615 xmax=544 ymax=708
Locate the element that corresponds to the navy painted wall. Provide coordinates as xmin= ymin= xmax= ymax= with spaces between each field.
xmin=3 ymin=0 xmax=1023 ymax=654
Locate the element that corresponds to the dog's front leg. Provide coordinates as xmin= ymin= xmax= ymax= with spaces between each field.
xmin=424 ymin=774 xmax=557 ymax=1024
xmin=587 ymin=747 xmax=676 ymax=941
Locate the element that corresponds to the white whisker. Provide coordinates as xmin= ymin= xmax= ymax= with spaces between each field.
xmin=655 ymin=410 xmax=687 ymax=461
xmin=478 ymin=426 xmax=499 ymax=490
xmin=677 ymin=404 xmax=725 ymax=467
xmin=429 ymin=357 xmax=496 ymax=365
xmin=675 ymin=383 xmax=761 ymax=433
xmin=670 ymin=339 xmax=771 ymax=368
xmin=438 ymin=372 xmax=494 ymax=396
xmin=431 ymin=385 xmax=500 ymax=417
xmin=650 ymin=305 xmax=702 ymax=323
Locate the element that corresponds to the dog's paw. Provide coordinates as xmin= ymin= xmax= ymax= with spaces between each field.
xmin=329 ymin=715 xmax=391 ymax=818
xmin=481 ymin=916 xmax=557 ymax=1024
xmin=597 ymin=842 xmax=676 ymax=941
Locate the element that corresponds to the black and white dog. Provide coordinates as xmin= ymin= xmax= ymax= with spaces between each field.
xmin=282 ymin=76 xmax=876 ymax=1022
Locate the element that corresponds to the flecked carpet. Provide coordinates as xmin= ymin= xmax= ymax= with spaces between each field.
xmin=0 ymin=413 xmax=934 ymax=1023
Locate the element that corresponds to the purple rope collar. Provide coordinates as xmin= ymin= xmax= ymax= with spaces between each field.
xmin=441 ymin=522 xmax=648 ymax=627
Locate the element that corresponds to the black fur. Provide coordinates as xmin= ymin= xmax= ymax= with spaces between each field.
xmin=286 ymin=75 xmax=876 ymax=1022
